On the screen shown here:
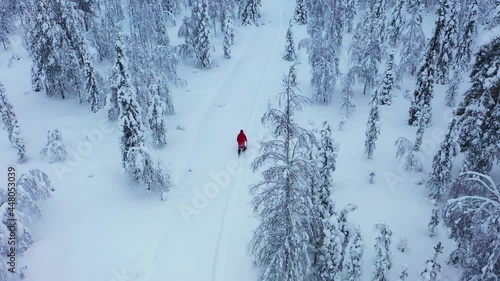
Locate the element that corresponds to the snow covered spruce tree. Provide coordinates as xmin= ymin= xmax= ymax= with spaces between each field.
xmin=192 ymin=0 xmax=213 ymax=68
xmin=114 ymin=35 xmax=170 ymax=197
xmin=372 ymin=223 xmax=393 ymax=281
xmin=241 ymin=0 xmax=261 ymax=25
xmin=148 ymin=88 xmax=168 ymax=148
xmin=342 ymin=226 xmax=364 ymax=281
xmin=426 ymin=118 xmax=457 ymax=201
xmin=0 ymin=0 xmax=15 ymax=49
xmin=365 ymin=89 xmax=381 ymax=159
xmin=428 ymin=205 xmax=440 ymax=237
xmin=408 ymin=3 xmax=445 ymax=126
xmin=413 ymin=103 xmax=430 ymax=151
xmin=455 ymin=36 xmax=500 ymax=174
xmin=445 ymin=66 xmax=460 ymax=107
xmin=294 ymin=0 xmax=307 ymax=24
xmin=379 ymin=50 xmax=395 ymax=105
xmin=317 ymin=205 xmax=343 ymax=281
xmin=344 ymin=0 xmax=357 ymax=33
xmin=443 ymin=172 xmax=500 ymax=280
xmin=385 ymin=0 xmax=405 ymax=48
xmin=106 ymin=33 xmax=129 ymax=121
xmin=455 ymin=0 xmax=478 ymax=71
xmin=317 ymin=121 xmax=338 ymax=188
xmin=0 ymin=82 xmax=27 ymax=163
xmin=338 ymin=70 xmax=356 ymax=130
xmin=248 ymin=63 xmax=318 ymax=281
xmin=222 ymin=7 xmax=235 ymax=59
xmin=283 ymin=21 xmax=297 ymax=61
xmin=93 ymin=0 xmax=124 ymax=61
xmin=301 ymin=0 xmax=343 ymax=104
xmin=348 ymin=6 xmax=383 ymax=96
xmin=400 ymin=1 xmax=426 ymax=75
xmin=0 ymin=200 xmax=33 ymax=256
xmin=418 ymin=242 xmax=444 ymax=281
xmin=436 ymin=0 xmax=459 ymax=85
xmin=115 ymin=39 xmax=146 ymax=166
xmin=314 ymin=121 xmax=344 ymax=281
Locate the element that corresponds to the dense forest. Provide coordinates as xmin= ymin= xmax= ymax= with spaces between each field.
xmin=0 ymin=0 xmax=498 ymax=280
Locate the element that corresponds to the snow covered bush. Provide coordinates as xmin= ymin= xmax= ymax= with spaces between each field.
xmin=369 ymin=170 xmax=375 ymax=184
xmin=17 ymin=169 xmax=52 ymax=201
xmin=418 ymin=242 xmax=443 ymax=281
xmin=125 ymin=146 xmax=170 ymax=198
xmin=0 ymin=203 xmax=33 ymax=255
xmin=40 ymin=129 xmax=67 ymax=163
xmin=395 ymin=137 xmax=423 ymax=172
xmin=0 ymin=169 xmax=51 ymax=255
xmin=397 ymin=237 xmax=408 ymax=253
xmin=16 ymin=169 xmax=53 ymax=217
xmin=398 ymin=264 xmax=409 ymax=281
xmin=443 ymin=172 xmax=500 ymax=280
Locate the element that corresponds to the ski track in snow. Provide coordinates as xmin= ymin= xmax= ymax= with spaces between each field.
xmin=126 ymin=20 xmax=267 ymax=281
xmin=211 ymin=2 xmax=285 ymax=280
xmin=127 ymin=2 xmax=287 ymax=281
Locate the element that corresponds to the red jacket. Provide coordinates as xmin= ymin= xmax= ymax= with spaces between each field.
xmin=237 ymin=130 xmax=247 ymax=146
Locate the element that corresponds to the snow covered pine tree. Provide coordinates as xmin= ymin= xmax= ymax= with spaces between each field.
xmin=248 ymin=63 xmax=318 ymax=281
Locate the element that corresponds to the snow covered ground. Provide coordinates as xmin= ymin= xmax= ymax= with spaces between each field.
xmin=0 ymin=1 xmax=469 ymax=281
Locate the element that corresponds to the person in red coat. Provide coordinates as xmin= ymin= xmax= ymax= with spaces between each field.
xmin=237 ymin=129 xmax=247 ymax=155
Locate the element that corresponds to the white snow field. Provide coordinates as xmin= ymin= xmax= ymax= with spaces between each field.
xmin=0 ymin=0 xmax=468 ymax=281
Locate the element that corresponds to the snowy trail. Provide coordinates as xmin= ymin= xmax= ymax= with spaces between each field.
xmin=140 ymin=1 xmax=289 ymax=281
xmin=210 ymin=2 xmax=286 ymax=281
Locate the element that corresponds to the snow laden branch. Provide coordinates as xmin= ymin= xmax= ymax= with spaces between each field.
xmin=248 ymin=63 xmax=319 ymax=281
xmin=443 ymin=172 xmax=500 ymax=280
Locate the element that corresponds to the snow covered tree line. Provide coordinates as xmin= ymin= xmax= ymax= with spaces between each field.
xmin=11 ymin=0 xmax=244 ymax=113
xmin=109 ymin=35 xmax=170 ymax=199
xmin=0 ymin=81 xmax=27 ymax=163
xmin=423 ymin=34 xmax=499 ymax=281
xmin=443 ymin=172 xmax=500 ymax=280
xmin=247 ymin=62 xmax=416 ymax=281
xmin=299 ymin=0 xmax=349 ymax=104
xmin=0 ymin=169 xmax=53 ymax=279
